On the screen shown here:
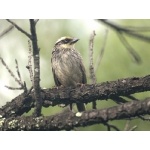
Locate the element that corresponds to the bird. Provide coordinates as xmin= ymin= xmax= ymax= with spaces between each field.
xmin=51 ymin=36 xmax=87 ymax=112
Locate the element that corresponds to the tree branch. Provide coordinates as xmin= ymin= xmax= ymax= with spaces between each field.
xmin=1 ymin=97 xmax=150 ymax=131
xmin=0 ymin=25 xmax=14 ymax=39
xmin=117 ymin=31 xmax=141 ymax=63
xmin=1 ymin=75 xmax=150 ymax=118
xmin=89 ymin=31 xmax=97 ymax=109
xmin=29 ymin=19 xmax=42 ymax=116
xmin=0 ymin=57 xmax=24 ymax=87
xmin=98 ymin=19 xmax=150 ymax=43
xmin=94 ymin=29 xmax=108 ymax=73
xmin=6 ymin=19 xmax=31 ymax=39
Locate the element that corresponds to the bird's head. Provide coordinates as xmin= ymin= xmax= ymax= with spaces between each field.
xmin=54 ymin=36 xmax=79 ymax=49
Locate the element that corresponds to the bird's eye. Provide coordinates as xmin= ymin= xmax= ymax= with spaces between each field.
xmin=63 ymin=39 xmax=70 ymax=43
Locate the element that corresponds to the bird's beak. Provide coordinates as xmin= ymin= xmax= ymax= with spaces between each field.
xmin=70 ymin=38 xmax=79 ymax=44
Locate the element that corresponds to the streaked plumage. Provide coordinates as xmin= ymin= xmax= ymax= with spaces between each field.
xmin=51 ymin=36 xmax=86 ymax=112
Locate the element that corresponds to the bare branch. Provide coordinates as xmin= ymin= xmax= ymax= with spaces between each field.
xmin=6 ymin=19 xmax=31 ymax=39
xmin=124 ymin=120 xmax=137 ymax=131
xmin=26 ymin=40 xmax=34 ymax=85
xmin=89 ymin=30 xmax=97 ymax=84
xmin=122 ymin=26 xmax=150 ymax=32
xmin=26 ymin=86 xmax=33 ymax=96
xmin=104 ymin=122 xmax=120 ymax=131
xmin=124 ymin=120 xmax=131 ymax=131
xmin=94 ymin=29 xmax=108 ymax=73
xmin=89 ymin=31 xmax=97 ymax=109
xmin=128 ymin=125 xmax=137 ymax=131
xmin=138 ymin=115 xmax=150 ymax=121
xmin=5 ymin=85 xmax=23 ymax=90
xmin=98 ymin=19 xmax=150 ymax=43
xmin=29 ymin=19 xmax=41 ymax=117
xmin=23 ymin=81 xmax=28 ymax=94
xmin=15 ymin=59 xmax=22 ymax=83
xmin=117 ymin=31 xmax=141 ymax=64
xmin=0 ymin=25 xmax=14 ymax=39
xmin=110 ymin=96 xmax=128 ymax=104
xmin=0 ymin=57 xmax=23 ymax=87
xmin=126 ymin=95 xmax=139 ymax=101
xmin=1 ymin=97 xmax=150 ymax=130
xmin=34 ymin=19 xmax=39 ymax=25
xmin=1 ymin=75 xmax=150 ymax=118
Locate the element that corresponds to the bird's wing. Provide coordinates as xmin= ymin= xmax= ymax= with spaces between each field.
xmin=74 ymin=50 xmax=87 ymax=84
xmin=52 ymin=67 xmax=62 ymax=86
xmin=80 ymin=63 xmax=87 ymax=84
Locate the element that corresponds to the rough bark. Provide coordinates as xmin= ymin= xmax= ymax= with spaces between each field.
xmin=0 ymin=75 xmax=150 ymax=119
xmin=0 ymin=97 xmax=150 ymax=131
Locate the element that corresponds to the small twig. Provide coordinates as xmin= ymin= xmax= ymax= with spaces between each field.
xmin=104 ymin=122 xmax=120 ymax=131
xmin=122 ymin=26 xmax=150 ymax=32
xmin=5 ymin=85 xmax=23 ymax=90
xmin=23 ymin=81 xmax=28 ymax=94
xmin=89 ymin=30 xmax=97 ymax=109
xmin=1 ymin=57 xmax=27 ymax=92
xmin=138 ymin=115 xmax=150 ymax=121
xmin=0 ymin=57 xmax=23 ymax=87
xmin=26 ymin=86 xmax=33 ymax=96
xmin=15 ymin=59 xmax=22 ymax=83
xmin=124 ymin=120 xmax=131 ymax=130
xmin=94 ymin=29 xmax=108 ymax=73
xmin=129 ymin=125 xmax=137 ymax=131
xmin=99 ymin=19 xmax=150 ymax=43
xmin=15 ymin=59 xmax=28 ymax=93
xmin=125 ymin=95 xmax=139 ymax=101
xmin=124 ymin=120 xmax=137 ymax=131
xmin=117 ymin=31 xmax=141 ymax=64
xmin=34 ymin=19 xmax=39 ymax=25
xmin=26 ymin=40 xmax=34 ymax=85
xmin=110 ymin=96 xmax=128 ymax=104
xmin=6 ymin=19 xmax=31 ymax=39
xmin=0 ymin=25 xmax=14 ymax=39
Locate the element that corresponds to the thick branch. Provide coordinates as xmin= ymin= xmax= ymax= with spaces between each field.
xmin=30 ymin=19 xmax=42 ymax=116
xmin=1 ymin=75 xmax=150 ymax=118
xmin=1 ymin=98 xmax=150 ymax=131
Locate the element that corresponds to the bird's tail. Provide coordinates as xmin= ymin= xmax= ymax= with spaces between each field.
xmin=76 ymin=103 xmax=86 ymax=112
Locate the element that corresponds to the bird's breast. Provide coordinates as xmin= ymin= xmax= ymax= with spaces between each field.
xmin=52 ymin=49 xmax=83 ymax=86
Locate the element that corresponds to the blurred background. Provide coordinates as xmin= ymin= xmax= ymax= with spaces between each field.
xmin=0 ymin=19 xmax=150 ymax=130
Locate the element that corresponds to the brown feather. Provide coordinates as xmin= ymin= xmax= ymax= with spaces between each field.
xmin=51 ymin=37 xmax=86 ymax=112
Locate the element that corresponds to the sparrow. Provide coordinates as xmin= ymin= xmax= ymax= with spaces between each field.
xmin=51 ymin=36 xmax=87 ymax=112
